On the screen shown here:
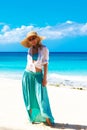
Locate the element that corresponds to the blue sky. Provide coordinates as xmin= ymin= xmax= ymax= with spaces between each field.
xmin=0 ymin=0 xmax=87 ymax=52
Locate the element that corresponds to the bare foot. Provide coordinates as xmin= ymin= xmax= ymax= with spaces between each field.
xmin=46 ymin=118 xmax=53 ymax=127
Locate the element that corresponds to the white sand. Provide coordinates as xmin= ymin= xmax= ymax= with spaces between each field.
xmin=0 ymin=78 xmax=87 ymax=130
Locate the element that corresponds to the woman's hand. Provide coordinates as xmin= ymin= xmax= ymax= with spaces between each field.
xmin=42 ymin=78 xmax=47 ymax=87
xmin=42 ymin=63 xmax=48 ymax=87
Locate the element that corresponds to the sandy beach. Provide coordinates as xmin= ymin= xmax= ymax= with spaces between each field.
xmin=0 ymin=78 xmax=87 ymax=130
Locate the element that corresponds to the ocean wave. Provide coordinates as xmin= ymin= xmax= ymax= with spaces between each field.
xmin=48 ymin=73 xmax=87 ymax=88
xmin=0 ymin=71 xmax=87 ymax=88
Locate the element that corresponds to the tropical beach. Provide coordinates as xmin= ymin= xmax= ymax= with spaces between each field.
xmin=0 ymin=0 xmax=87 ymax=129
xmin=0 ymin=52 xmax=87 ymax=130
xmin=0 ymin=77 xmax=87 ymax=130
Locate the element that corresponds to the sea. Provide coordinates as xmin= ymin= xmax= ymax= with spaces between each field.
xmin=0 ymin=52 xmax=87 ymax=88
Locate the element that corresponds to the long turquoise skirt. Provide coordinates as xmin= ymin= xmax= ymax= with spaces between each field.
xmin=22 ymin=70 xmax=54 ymax=123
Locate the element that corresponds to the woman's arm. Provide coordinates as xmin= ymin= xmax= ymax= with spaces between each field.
xmin=42 ymin=63 xmax=48 ymax=87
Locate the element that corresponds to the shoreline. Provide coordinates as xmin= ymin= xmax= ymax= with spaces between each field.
xmin=0 ymin=77 xmax=87 ymax=130
xmin=48 ymin=73 xmax=87 ymax=90
xmin=0 ymin=72 xmax=87 ymax=89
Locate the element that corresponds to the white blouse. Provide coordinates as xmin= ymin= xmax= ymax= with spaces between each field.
xmin=26 ymin=46 xmax=49 ymax=72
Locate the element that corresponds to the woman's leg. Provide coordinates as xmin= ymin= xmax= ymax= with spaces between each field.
xmin=22 ymin=71 xmax=41 ymax=122
xmin=35 ymin=72 xmax=54 ymax=125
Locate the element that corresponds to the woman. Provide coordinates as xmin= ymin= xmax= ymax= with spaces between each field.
xmin=21 ymin=31 xmax=54 ymax=126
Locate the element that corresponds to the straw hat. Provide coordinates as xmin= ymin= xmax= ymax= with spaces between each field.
xmin=21 ymin=31 xmax=45 ymax=48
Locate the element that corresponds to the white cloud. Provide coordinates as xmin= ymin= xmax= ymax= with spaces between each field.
xmin=1 ymin=25 xmax=10 ymax=32
xmin=80 ymin=23 xmax=87 ymax=34
xmin=66 ymin=20 xmax=74 ymax=24
xmin=0 ymin=21 xmax=87 ymax=44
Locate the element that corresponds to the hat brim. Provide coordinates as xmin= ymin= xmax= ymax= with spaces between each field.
xmin=20 ymin=36 xmax=45 ymax=48
xmin=21 ymin=38 xmax=31 ymax=48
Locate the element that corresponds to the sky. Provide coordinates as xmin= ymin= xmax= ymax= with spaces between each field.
xmin=0 ymin=0 xmax=87 ymax=52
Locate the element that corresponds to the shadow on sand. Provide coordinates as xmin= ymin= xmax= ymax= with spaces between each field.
xmin=53 ymin=122 xmax=87 ymax=129
xmin=0 ymin=123 xmax=87 ymax=130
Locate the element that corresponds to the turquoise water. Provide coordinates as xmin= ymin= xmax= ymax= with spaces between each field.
xmin=0 ymin=52 xmax=87 ymax=87
xmin=0 ymin=52 xmax=87 ymax=77
xmin=49 ymin=52 xmax=87 ymax=75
